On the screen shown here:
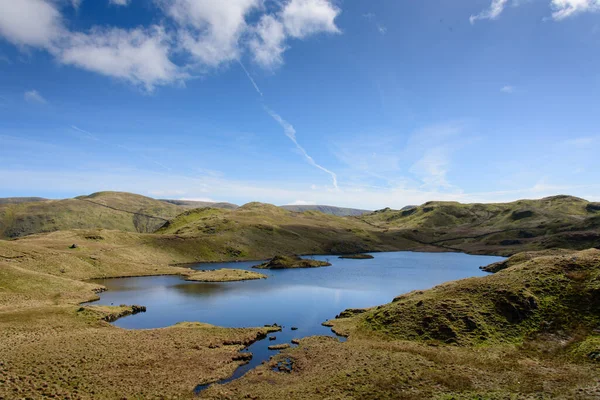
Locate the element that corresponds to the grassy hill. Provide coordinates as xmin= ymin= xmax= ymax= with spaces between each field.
xmin=159 ymin=199 xmax=239 ymax=210
xmin=155 ymin=202 xmax=404 ymax=259
xmin=1 ymin=192 xmax=599 ymax=256
xmin=201 ymin=248 xmax=600 ymax=399
xmin=0 ymin=191 xmax=185 ymax=238
xmin=281 ymin=204 xmax=371 ymax=216
xmin=361 ymin=195 xmax=600 ymax=255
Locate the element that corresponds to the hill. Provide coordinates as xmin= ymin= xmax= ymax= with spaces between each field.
xmin=159 ymin=199 xmax=239 ymax=210
xmin=0 ymin=197 xmax=47 ymax=204
xmin=155 ymin=202 xmax=402 ymax=259
xmin=360 ymin=195 xmax=600 ymax=255
xmin=280 ymin=204 xmax=371 ymax=216
xmin=0 ymin=191 xmax=185 ymax=238
xmin=201 ymin=248 xmax=600 ymax=399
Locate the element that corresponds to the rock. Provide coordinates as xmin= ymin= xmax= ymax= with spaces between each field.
xmin=291 ymin=326 xmax=298 ymax=330
xmin=69 ymin=244 xmax=78 ymax=249
xmin=511 ymin=210 xmax=534 ymax=220
xmin=291 ymin=339 xmax=300 ymax=345
xmin=253 ymin=255 xmax=331 ymax=269
xmin=338 ymin=254 xmax=374 ymax=259
xmin=586 ymin=203 xmax=600 ymax=212
xmin=588 ymin=351 xmax=600 ymax=361
xmin=268 ymin=343 xmax=290 ymax=350
xmin=232 ymin=353 xmax=252 ymax=362
xmin=269 ymin=336 xmax=276 ymax=341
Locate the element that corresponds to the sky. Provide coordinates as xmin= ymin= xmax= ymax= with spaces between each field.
xmin=0 ymin=0 xmax=599 ymax=209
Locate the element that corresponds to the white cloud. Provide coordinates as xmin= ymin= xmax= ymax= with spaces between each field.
xmin=500 ymin=85 xmax=515 ymax=93
xmin=248 ymin=0 xmax=341 ymax=69
xmin=289 ymin=200 xmax=317 ymax=205
xmin=72 ymin=0 xmax=82 ymax=10
xmin=58 ymin=26 xmax=183 ymax=91
xmin=470 ymin=0 xmax=509 ymax=24
xmin=250 ymin=14 xmax=287 ymax=68
xmin=24 ymin=90 xmax=47 ymax=104
xmin=161 ymin=0 xmax=261 ymax=67
xmin=265 ymin=106 xmax=339 ymax=190
xmin=377 ymin=24 xmax=387 ymax=35
xmin=551 ymin=0 xmax=600 ymax=20
xmin=0 ymin=0 xmax=64 ymax=47
xmin=0 ymin=0 xmax=341 ymax=90
xmin=109 ymin=0 xmax=131 ymax=5
xmin=281 ymin=0 xmax=341 ymax=38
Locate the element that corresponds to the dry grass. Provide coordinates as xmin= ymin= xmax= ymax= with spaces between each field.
xmin=185 ymin=268 xmax=267 ymax=282
xmin=0 ymin=305 xmax=279 ymax=399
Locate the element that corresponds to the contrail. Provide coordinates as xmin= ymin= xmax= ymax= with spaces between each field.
xmin=265 ymin=107 xmax=338 ymax=190
xmin=238 ymin=61 xmax=263 ymax=97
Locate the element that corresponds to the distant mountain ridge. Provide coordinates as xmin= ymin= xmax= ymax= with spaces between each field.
xmin=0 ymin=197 xmax=47 ymax=204
xmin=1 ymin=192 xmax=599 ymax=256
xmin=159 ymin=199 xmax=239 ymax=210
xmin=280 ymin=204 xmax=371 ymax=217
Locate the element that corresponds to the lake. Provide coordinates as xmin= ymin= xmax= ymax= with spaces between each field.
xmin=88 ymin=251 xmax=503 ymax=391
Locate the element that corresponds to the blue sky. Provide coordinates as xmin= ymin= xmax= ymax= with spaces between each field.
xmin=1 ymin=0 xmax=599 ymax=209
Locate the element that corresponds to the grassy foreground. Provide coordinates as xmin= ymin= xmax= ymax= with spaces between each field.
xmin=200 ymin=248 xmax=600 ymax=399
xmin=0 ymin=305 xmax=279 ymax=399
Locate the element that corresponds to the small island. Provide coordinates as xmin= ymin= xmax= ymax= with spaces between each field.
xmin=253 ymin=255 xmax=331 ymax=270
xmin=338 ymin=254 xmax=374 ymax=259
xmin=185 ymin=269 xmax=267 ymax=282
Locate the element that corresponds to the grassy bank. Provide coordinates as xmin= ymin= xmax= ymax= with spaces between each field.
xmin=200 ymin=248 xmax=600 ymax=399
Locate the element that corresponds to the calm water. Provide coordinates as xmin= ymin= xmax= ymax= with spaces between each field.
xmin=88 ymin=251 xmax=503 ymax=390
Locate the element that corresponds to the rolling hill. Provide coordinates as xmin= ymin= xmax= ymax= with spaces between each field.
xmin=361 ymin=195 xmax=600 ymax=255
xmin=280 ymin=204 xmax=371 ymax=216
xmin=0 ymin=191 xmax=185 ymax=238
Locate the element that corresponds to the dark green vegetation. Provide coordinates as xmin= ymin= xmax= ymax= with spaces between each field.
xmin=339 ymin=254 xmax=375 ymax=259
xmin=201 ymin=249 xmax=600 ymax=399
xmin=253 ymin=255 xmax=331 ymax=269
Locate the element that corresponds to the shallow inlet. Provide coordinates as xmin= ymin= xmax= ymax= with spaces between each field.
xmin=88 ymin=251 xmax=504 ymax=392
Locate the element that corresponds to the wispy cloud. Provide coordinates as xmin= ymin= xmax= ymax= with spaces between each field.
xmin=470 ymin=0 xmax=600 ymax=23
xmin=563 ymin=136 xmax=597 ymax=146
xmin=362 ymin=12 xmax=387 ymax=35
xmin=265 ymin=107 xmax=339 ymax=190
xmin=109 ymin=0 xmax=131 ymax=6
xmin=551 ymin=0 xmax=600 ymax=20
xmin=470 ymin=0 xmax=509 ymax=24
xmin=24 ymin=90 xmax=47 ymax=104
xmin=500 ymin=85 xmax=515 ymax=93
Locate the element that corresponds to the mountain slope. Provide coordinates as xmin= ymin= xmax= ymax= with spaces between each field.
xmin=159 ymin=199 xmax=239 ymax=210
xmin=281 ymin=204 xmax=371 ymax=216
xmin=361 ymin=195 xmax=600 ymax=255
xmin=0 ymin=191 xmax=185 ymax=238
